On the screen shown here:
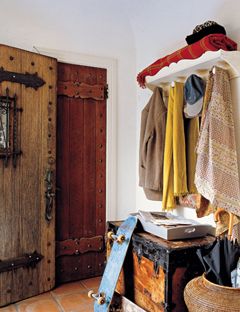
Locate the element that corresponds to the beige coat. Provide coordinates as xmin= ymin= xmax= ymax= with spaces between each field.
xmin=139 ymin=87 xmax=167 ymax=200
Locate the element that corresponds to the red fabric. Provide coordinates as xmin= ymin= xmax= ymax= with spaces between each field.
xmin=137 ymin=34 xmax=237 ymax=88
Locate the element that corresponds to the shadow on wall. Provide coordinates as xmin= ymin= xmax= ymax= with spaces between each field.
xmin=214 ymin=0 xmax=240 ymax=45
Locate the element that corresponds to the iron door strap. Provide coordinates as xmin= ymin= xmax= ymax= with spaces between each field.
xmin=0 ymin=251 xmax=43 ymax=273
xmin=56 ymin=236 xmax=105 ymax=257
xmin=45 ymin=169 xmax=55 ymax=222
xmin=0 ymin=67 xmax=45 ymax=90
xmin=57 ymin=81 xmax=106 ymax=100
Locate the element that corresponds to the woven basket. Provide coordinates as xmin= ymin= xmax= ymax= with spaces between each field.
xmin=184 ymin=274 xmax=240 ymax=312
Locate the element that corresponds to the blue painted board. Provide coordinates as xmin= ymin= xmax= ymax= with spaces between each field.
xmin=94 ymin=215 xmax=138 ymax=311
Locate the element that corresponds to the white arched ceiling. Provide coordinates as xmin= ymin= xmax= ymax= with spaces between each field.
xmin=1 ymin=0 xmax=136 ymax=58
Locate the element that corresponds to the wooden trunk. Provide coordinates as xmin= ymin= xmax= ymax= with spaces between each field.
xmin=107 ymin=221 xmax=215 ymax=312
xmin=111 ymin=293 xmax=147 ymax=311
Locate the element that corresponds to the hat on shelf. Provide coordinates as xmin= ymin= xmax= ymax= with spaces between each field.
xmin=184 ymin=74 xmax=205 ymax=118
xmin=186 ymin=21 xmax=226 ymax=45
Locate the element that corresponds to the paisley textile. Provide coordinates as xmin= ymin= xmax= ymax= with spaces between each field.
xmin=195 ymin=67 xmax=240 ymax=216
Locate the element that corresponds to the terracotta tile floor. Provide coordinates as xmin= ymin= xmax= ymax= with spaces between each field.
xmin=0 ymin=276 xmax=101 ymax=312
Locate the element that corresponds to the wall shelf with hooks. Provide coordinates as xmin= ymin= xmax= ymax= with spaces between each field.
xmin=145 ymin=50 xmax=240 ymax=91
xmin=145 ymin=49 xmax=240 ymax=190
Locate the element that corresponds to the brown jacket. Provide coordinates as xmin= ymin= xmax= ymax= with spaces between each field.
xmin=139 ymin=87 xmax=167 ymax=200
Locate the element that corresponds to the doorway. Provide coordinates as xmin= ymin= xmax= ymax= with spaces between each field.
xmin=35 ymin=47 xmax=118 ymax=223
xmin=56 ymin=62 xmax=107 ymax=284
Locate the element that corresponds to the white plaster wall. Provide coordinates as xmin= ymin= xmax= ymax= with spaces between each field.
xmin=1 ymin=0 xmax=240 ymax=222
xmin=0 ymin=0 xmax=137 ymax=220
xmin=122 ymin=0 xmax=240 ymax=224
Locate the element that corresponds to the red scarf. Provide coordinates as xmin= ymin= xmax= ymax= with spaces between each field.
xmin=137 ymin=34 xmax=237 ymax=88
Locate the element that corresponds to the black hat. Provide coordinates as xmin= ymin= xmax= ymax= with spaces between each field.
xmin=186 ymin=21 xmax=226 ymax=45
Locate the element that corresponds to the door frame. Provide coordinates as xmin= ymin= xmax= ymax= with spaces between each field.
xmin=33 ymin=46 xmax=117 ymax=221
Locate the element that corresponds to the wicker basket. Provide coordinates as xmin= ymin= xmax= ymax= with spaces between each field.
xmin=184 ymin=274 xmax=240 ymax=312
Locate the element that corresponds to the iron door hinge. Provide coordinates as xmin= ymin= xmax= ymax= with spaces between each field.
xmin=56 ymin=235 xmax=104 ymax=257
xmin=104 ymin=84 xmax=108 ymax=99
xmin=0 ymin=67 xmax=45 ymax=90
xmin=0 ymin=251 xmax=43 ymax=273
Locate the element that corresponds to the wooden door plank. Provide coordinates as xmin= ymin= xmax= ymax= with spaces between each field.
xmin=95 ymin=67 xmax=107 ymax=237
xmin=69 ymin=97 xmax=84 ymax=238
xmin=82 ymin=96 xmax=97 ymax=279
xmin=82 ymin=65 xmax=97 ymax=240
xmin=95 ymin=101 xmax=106 ymax=234
xmin=83 ymin=66 xmax=103 ymax=278
xmin=68 ymin=64 xmax=84 ymax=239
xmin=19 ymin=49 xmax=56 ymax=297
xmin=83 ymin=97 xmax=96 ymax=237
xmin=38 ymin=55 xmax=57 ymax=293
xmin=56 ymin=96 xmax=70 ymax=241
xmin=94 ymin=68 xmax=107 ymax=276
xmin=20 ymin=50 xmax=42 ymax=299
xmin=0 ymin=45 xmax=23 ymax=305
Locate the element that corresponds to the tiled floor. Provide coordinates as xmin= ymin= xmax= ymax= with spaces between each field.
xmin=0 ymin=276 xmax=101 ymax=312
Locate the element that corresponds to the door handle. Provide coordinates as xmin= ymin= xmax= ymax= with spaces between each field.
xmin=45 ymin=169 xmax=55 ymax=222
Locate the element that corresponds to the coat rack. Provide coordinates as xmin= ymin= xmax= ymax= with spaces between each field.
xmin=145 ymin=50 xmax=240 ymax=91
xmin=145 ymin=50 xmax=240 ymax=224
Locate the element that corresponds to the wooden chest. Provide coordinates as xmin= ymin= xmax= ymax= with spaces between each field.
xmin=107 ymin=221 xmax=215 ymax=312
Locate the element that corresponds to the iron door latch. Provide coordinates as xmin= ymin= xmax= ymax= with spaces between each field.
xmin=45 ymin=169 xmax=55 ymax=222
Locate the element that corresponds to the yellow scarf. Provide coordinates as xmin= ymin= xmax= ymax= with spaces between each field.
xmin=162 ymin=82 xmax=188 ymax=210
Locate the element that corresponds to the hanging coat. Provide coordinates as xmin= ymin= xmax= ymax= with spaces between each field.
xmin=139 ymin=87 xmax=167 ymax=200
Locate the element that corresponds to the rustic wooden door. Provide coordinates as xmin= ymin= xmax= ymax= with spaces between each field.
xmin=56 ymin=62 xmax=107 ymax=284
xmin=0 ymin=45 xmax=57 ymax=306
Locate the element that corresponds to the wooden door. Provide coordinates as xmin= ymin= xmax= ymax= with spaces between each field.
xmin=56 ymin=62 xmax=107 ymax=284
xmin=0 ymin=45 xmax=57 ymax=306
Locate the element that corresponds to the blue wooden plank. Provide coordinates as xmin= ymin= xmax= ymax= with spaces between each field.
xmin=94 ymin=215 xmax=138 ymax=311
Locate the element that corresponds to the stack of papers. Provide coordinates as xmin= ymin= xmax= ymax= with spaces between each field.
xmin=137 ymin=210 xmax=215 ymax=240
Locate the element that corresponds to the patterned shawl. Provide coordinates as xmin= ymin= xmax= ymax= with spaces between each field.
xmin=195 ymin=66 xmax=240 ymax=216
